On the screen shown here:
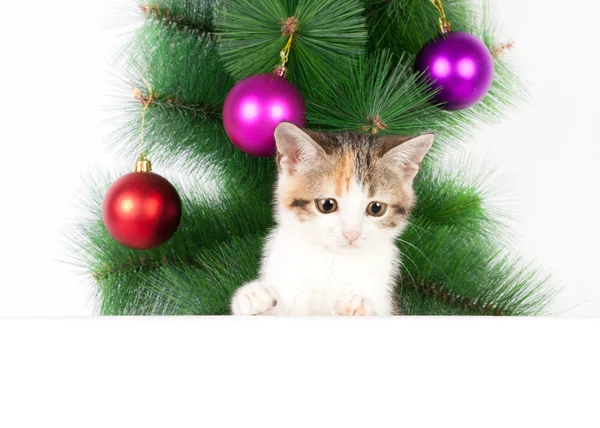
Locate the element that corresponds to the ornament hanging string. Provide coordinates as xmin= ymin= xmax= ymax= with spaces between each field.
xmin=280 ymin=35 xmax=293 ymax=68
xmin=274 ymin=34 xmax=294 ymax=77
xmin=429 ymin=0 xmax=451 ymax=33
xmin=134 ymin=76 xmax=154 ymax=172
xmin=139 ymin=77 xmax=153 ymax=153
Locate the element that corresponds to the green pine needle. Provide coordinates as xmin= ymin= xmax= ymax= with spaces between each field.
xmin=68 ymin=0 xmax=556 ymax=316
xmin=306 ymin=50 xmax=441 ymax=136
xmin=217 ymin=0 xmax=368 ymax=88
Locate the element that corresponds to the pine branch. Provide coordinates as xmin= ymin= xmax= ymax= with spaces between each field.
xmin=141 ymin=3 xmax=216 ymax=37
xmin=493 ymin=40 xmax=516 ymax=58
xmin=92 ymin=254 xmax=198 ymax=281
xmin=139 ymin=0 xmax=221 ymax=36
xmin=217 ymin=0 xmax=368 ymax=89
xmin=110 ymin=104 xmax=277 ymax=191
xmin=122 ymin=20 xmax=232 ymax=112
xmin=110 ymin=19 xmax=278 ymax=185
xmin=364 ymin=0 xmax=472 ymax=55
xmin=412 ymin=161 xmax=493 ymax=231
xmin=396 ymin=218 xmax=553 ymax=316
xmin=91 ymin=235 xmax=266 ymax=315
xmin=306 ymin=51 xmax=446 ymax=139
xmin=305 ymin=49 xmax=524 ymax=157
xmin=398 ymin=276 xmax=504 ymax=316
xmin=114 ymin=18 xmax=277 ymax=187
xmin=132 ymin=87 xmax=220 ymax=119
xmin=70 ymin=174 xmax=273 ymax=284
xmin=70 ymin=0 xmax=555 ymax=317
xmin=73 ymin=161 xmax=554 ymax=316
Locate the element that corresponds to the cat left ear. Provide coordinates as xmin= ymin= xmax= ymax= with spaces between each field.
xmin=274 ymin=122 xmax=325 ymax=176
xmin=379 ymin=134 xmax=435 ymax=181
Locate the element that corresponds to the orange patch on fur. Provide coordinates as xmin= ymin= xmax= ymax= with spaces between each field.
xmin=280 ymin=176 xmax=314 ymax=221
xmin=281 ymin=177 xmax=305 ymax=207
xmin=334 ymin=151 xmax=354 ymax=195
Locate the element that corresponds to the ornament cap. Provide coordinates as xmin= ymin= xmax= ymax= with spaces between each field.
xmin=273 ymin=65 xmax=288 ymax=78
xmin=134 ymin=152 xmax=152 ymax=172
xmin=439 ymin=19 xmax=452 ymax=34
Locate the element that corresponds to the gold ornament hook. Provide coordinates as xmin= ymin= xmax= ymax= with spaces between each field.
xmin=274 ymin=34 xmax=294 ymax=78
xmin=429 ymin=0 xmax=452 ymax=33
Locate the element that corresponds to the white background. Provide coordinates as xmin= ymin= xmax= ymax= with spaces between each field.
xmin=0 ymin=0 xmax=598 ymax=316
xmin=0 ymin=1 xmax=598 ymax=426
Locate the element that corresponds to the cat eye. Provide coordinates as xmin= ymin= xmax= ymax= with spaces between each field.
xmin=367 ymin=202 xmax=387 ymax=217
xmin=316 ymin=198 xmax=338 ymax=214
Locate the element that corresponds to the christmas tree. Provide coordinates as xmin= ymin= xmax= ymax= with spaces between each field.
xmin=72 ymin=0 xmax=555 ymax=315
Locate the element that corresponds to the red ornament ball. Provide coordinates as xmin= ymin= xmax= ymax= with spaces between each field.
xmin=102 ymin=171 xmax=182 ymax=250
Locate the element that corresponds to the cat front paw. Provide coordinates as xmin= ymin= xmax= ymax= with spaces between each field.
xmin=333 ymin=296 xmax=376 ymax=316
xmin=231 ymin=281 xmax=278 ymax=316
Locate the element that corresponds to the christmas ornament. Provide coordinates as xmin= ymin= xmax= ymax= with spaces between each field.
xmin=102 ymin=83 xmax=182 ymax=250
xmin=415 ymin=0 xmax=494 ymax=111
xmin=223 ymin=34 xmax=306 ymax=157
xmin=103 ymin=153 xmax=182 ymax=250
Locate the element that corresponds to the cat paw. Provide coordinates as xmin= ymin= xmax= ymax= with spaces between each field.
xmin=333 ymin=296 xmax=376 ymax=316
xmin=231 ymin=281 xmax=278 ymax=316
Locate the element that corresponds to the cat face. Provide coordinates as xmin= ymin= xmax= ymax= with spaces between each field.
xmin=274 ymin=123 xmax=434 ymax=250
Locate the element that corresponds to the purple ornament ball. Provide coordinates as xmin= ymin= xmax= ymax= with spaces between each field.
xmin=223 ymin=74 xmax=306 ymax=157
xmin=415 ymin=31 xmax=494 ymax=111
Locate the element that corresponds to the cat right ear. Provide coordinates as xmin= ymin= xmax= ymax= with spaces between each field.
xmin=274 ymin=122 xmax=325 ymax=176
xmin=379 ymin=133 xmax=435 ymax=182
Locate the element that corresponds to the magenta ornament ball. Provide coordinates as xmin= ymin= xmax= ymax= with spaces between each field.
xmin=415 ymin=31 xmax=495 ymax=111
xmin=223 ymin=74 xmax=306 ymax=157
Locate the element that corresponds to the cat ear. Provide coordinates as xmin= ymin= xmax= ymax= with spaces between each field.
xmin=379 ymin=134 xmax=435 ymax=181
xmin=274 ymin=122 xmax=326 ymax=175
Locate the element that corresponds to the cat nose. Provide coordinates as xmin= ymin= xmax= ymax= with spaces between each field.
xmin=342 ymin=231 xmax=361 ymax=243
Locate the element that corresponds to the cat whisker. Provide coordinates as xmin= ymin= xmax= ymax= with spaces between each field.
xmin=397 ymin=250 xmax=421 ymax=281
xmin=398 ymin=259 xmax=418 ymax=292
xmin=405 ymin=221 xmax=427 ymax=245
xmin=397 ymin=236 xmax=454 ymax=286
xmin=396 ymin=237 xmax=431 ymax=266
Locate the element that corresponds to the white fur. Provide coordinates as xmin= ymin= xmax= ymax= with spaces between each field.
xmin=231 ymin=177 xmax=405 ymax=316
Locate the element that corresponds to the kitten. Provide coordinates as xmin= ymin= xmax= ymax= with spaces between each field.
xmin=231 ymin=122 xmax=434 ymax=316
